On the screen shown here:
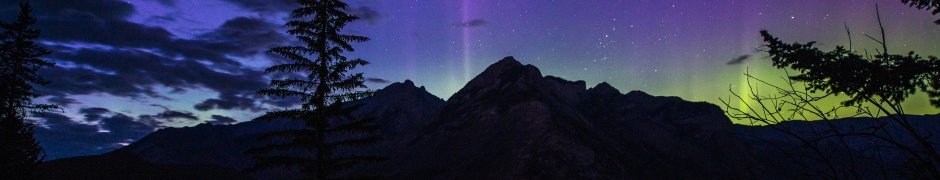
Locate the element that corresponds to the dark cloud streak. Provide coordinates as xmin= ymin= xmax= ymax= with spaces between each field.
xmin=456 ymin=19 xmax=488 ymax=28
xmin=47 ymin=96 xmax=78 ymax=107
xmin=727 ymin=55 xmax=751 ymax=65
xmin=79 ymin=107 xmax=111 ymax=122
xmin=147 ymin=0 xmax=176 ymax=7
xmin=155 ymin=110 xmax=199 ymax=121
xmin=366 ymin=78 xmax=390 ymax=84
xmin=198 ymin=17 xmax=287 ymax=56
xmin=221 ymin=0 xmax=296 ymax=13
xmin=209 ymin=115 xmax=238 ymax=125
xmin=194 ymin=93 xmax=263 ymax=112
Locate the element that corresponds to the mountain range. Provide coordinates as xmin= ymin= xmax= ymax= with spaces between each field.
xmin=40 ymin=56 xmax=940 ymax=179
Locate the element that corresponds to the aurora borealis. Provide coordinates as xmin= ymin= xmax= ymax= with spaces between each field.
xmin=3 ymin=0 xmax=939 ymax=159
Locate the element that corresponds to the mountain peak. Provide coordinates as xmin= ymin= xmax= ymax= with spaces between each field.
xmin=588 ymin=82 xmax=621 ymax=96
xmin=375 ymin=80 xmax=437 ymax=100
xmin=479 ymin=56 xmax=533 ymax=77
xmin=455 ymin=57 xmax=543 ymax=97
xmin=383 ymin=79 xmax=418 ymax=91
xmin=494 ymin=56 xmax=522 ymax=67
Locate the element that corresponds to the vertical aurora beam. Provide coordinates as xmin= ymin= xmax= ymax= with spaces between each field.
xmin=461 ymin=0 xmax=472 ymax=81
xmin=738 ymin=2 xmax=761 ymax=115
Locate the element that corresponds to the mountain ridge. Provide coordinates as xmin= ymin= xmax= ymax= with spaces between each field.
xmin=43 ymin=56 xmax=761 ymax=179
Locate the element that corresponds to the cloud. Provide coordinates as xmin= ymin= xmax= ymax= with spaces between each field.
xmin=209 ymin=115 xmax=238 ymax=125
xmin=0 ymin=0 xmax=302 ymax=159
xmin=198 ymin=17 xmax=287 ymax=56
xmin=727 ymin=55 xmax=751 ymax=65
xmin=0 ymin=1 xmax=297 ymax=111
xmin=149 ymin=104 xmax=171 ymax=111
xmin=0 ymin=0 xmax=176 ymax=50
xmin=366 ymin=77 xmax=391 ymax=84
xmin=456 ymin=19 xmax=488 ymax=28
xmin=221 ymin=0 xmax=296 ymax=13
xmin=35 ymin=112 xmax=98 ymax=134
xmin=345 ymin=6 xmax=381 ymax=24
xmin=40 ymin=49 xmax=268 ymax=102
xmin=145 ymin=14 xmax=176 ymax=23
xmin=79 ymin=107 xmax=111 ymax=122
xmin=154 ymin=110 xmax=199 ymax=121
xmin=138 ymin=110 xmax=200 ymax=127
xmin=79 ymin=107 xmax=110 ymax=115
xmin=14 ymin=0 xmax=136 ymax=20
xmin=194 ymin=93 xmax=263 ymax=112
xmin=47 ymin=96 xmax=78 ymax=107
xmin=32 ymin=111 xmax=155 ymax=160
xmin=147 ymin=0 xmax=176 ymax=7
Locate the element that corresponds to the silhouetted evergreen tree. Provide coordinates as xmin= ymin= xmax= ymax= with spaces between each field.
xmin=0 ymin=2 xmax=55 ymax=179
xmin=0 ymin=112 xmax=44 ymax=180
xmin=902 ymin=0 xmax=940 ymax=24
xmin=245 ymin=0 xmax=384 ymax=179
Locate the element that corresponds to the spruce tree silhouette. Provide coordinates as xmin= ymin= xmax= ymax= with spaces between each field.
xmin=244 ymin=0 xmax=385 ymax=179
xmin=0 ymin=2 xmax=56 ymax=180
xmin=903 ymin=0 xmax=940 ymax=24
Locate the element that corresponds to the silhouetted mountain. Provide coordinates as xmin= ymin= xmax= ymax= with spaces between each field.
xmin=45 ymin=57 xmax=865 ymax=179
xmin=355 ymin=79 xmax=446 ymax=138
xmin=378 ymin=57 xmax=760 ymax=179
xmin=39 ymin=57 xmax=940 ymax=179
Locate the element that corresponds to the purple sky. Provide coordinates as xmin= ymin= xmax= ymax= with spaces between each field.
xmin=2 ymin=0 xmax=938 ymax=159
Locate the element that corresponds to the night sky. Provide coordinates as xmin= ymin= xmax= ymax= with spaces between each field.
xmin=3 ymin=0 xmax=939 ymax=159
